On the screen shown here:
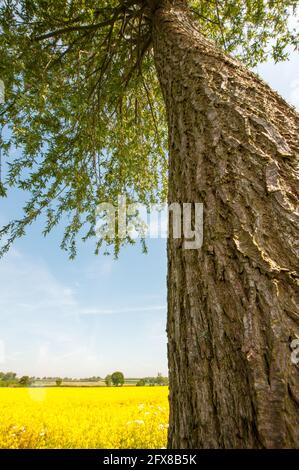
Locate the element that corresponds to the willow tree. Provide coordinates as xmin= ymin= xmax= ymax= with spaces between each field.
xmin=0 ymin=0 xmax=298 ymax=448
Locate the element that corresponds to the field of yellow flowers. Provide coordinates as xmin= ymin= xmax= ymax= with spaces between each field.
xmin=0 ymin=386 xmax=169 ymax=449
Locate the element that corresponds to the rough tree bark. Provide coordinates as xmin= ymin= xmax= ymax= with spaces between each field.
xmin=151 ymin=0 xmax=299 ymax=448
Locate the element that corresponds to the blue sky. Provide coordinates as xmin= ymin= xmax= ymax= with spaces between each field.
xmin=0 ymin=52 xmax=298 ymax=379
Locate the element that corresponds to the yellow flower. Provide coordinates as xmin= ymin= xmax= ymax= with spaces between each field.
xmin=0 ymin=386 xmax=168 ymax=449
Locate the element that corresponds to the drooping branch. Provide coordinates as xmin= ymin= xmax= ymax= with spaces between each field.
xmin=32 ymin=19 xmax=121 ymax=41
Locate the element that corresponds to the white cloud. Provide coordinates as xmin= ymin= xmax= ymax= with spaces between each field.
xmin=34 ymin=342 xmax=104 ymax=378
xmin=84 ymin=258 xmax=114 ymax=280
xmin=0 ymin=248 xmax=166 ymax=320
xmin=0 ymin=248 xmax=77 ymax=317
xmin=0 ymin=248 xmax=167 ymax=376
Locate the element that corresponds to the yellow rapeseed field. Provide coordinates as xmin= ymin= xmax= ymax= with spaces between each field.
xmin=0 ymin=387 xmax=169 ymax=449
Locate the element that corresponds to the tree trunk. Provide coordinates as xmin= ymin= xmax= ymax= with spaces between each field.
xmin=152 ymin=1 xmax=299 ymax=448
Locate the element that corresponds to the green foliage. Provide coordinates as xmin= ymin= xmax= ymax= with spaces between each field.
xmin=0 ymin=371 xmax=16 ymax=381
xmin=0 ymin=0 xmax=167 ymax=258
xmin=18 ymin=375 xmax=32 ymax=387
xmin=190 ymin=0 xmax=298 ymax=66
xmin=142 ymin=374 xmax=169 ymax=386
xmin=0 ymin=0 xmax=297 ymax=256
xmin=0 ymin=371 xmax=17 ymax=387
xmin=56 ymin=378 xmax=62 ymax=386
xmin=111 ymin=371 xmax=124 ymax=386
xmin=136 ymin=379 xmax=146 ymax=386
xmin=105 ymin=374 xmax=112 ymax=387
xmin=156 ymin=372 xmax=168 ymax=386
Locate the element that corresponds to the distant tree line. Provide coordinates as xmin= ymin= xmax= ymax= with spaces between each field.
xmin=0 ymin=371 xmax=17 ymax=386
xmin=104 ymin=372 xmax=168 ymax=387
xmin=0 ymin=371 xmax=34 ymax=387
xmin=136 ymin=373 xmax=169 ymax=387
xmin=1 ymin=371 xmax=168 ymax=388
xmin=36 ymin=376 xmax=102 ymax=382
